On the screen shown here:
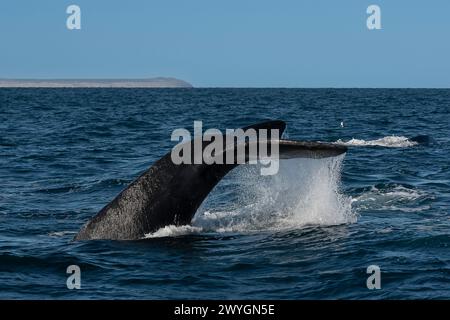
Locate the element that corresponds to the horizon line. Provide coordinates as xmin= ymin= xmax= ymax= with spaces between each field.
xmin=0 ymin=78 xmax=449 ymax=89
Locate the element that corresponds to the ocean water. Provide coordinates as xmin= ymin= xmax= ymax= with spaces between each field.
xmin=0 ymin=88 xmax=449 ymax=299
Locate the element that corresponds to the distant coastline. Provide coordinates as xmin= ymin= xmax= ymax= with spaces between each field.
xmin=0 ymin=77 xmax=193 ymax=88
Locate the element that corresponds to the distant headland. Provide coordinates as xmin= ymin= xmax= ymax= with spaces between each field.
xmin=0 ymin=77 xmax=193 ymax=88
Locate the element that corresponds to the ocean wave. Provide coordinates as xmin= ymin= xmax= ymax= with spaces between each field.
xmin=351 ymin=184 xmax=432 ymax=212
xmin=48 ymin=231 xmax=77 ymax=237
xmin=335 ymin=136 xmax=418 ymax=148
xmin=144 ymin=225 xmax=203 ymax=238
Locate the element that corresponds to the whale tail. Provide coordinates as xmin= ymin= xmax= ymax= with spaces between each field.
xmin=74 ymin=120 xmax=347 ymax=241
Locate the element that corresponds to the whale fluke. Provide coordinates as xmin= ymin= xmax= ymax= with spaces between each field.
xmin=74 ymin=120 xmax=347 ymax=241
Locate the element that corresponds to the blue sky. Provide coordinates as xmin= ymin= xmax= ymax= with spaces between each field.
xmin=0 ymin=0 xmax=449 ymax=87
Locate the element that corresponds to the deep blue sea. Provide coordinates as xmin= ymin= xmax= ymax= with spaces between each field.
xmin=0 ymin=88 xmax=449 ymax=299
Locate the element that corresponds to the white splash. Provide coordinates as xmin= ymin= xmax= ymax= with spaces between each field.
xmin=144 ymin=225 xmax=203 ymax=238
xmin=145 ymin=155 xmax=355 ymax=238
xmin=196 ymin=155 xmax=354 ymax=232
xmin=335 ymin=136 xmax=418 ymax=148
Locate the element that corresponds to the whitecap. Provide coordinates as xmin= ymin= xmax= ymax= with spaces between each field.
xmin=351 ymin=185 xmax=432 ymax=212
xmin=335 ymin=136 xmax=418 ymax=148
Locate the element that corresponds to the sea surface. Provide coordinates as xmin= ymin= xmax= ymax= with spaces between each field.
xmin=0 ymin=88 xmax=449 ymax=299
